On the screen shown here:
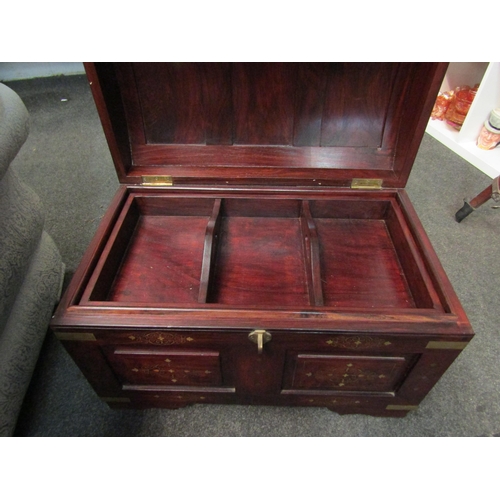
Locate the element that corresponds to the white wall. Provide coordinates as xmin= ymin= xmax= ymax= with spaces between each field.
xmin=0 ymin=62 xmax=85 ymax=81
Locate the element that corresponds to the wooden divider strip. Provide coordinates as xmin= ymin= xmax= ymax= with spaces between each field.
xmin=300 ymin=200 xmax=324 ymax=306
xmin=198 ymin=199 xmax=223 ymax=303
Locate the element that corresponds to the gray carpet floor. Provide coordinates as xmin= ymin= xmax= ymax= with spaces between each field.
xmin=5 ymin=74 xmax=500 ymax=436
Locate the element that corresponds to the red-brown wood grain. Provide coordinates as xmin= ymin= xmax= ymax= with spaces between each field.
xmin=198 ymin=198 xmax=222 ymax=303
xmin=288 ymin=353 xmax=412 ymax=392
xmin=300 ymin=200 xmax=324 ymax=306
xmin=320 ymin=62 xmax=399 ymax=147
xmin=84 ymin=63 xmax=447 ymax=188
xmin=107 ymin=347 xmax=223 ymax=387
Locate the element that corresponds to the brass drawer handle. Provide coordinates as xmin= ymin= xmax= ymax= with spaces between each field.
xmin=248 ymin=329 xmax=272 ymax=354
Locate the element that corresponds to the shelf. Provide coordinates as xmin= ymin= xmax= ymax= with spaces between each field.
xmin=426 ymin=62 xmax=500 ymax=179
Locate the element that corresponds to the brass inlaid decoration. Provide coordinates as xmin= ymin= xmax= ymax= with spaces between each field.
xmin=293 ymin=355 xmax=406 ymax=392
xmin=339 ymin=363 xmax=366 ymax=388
xmin=303 ymin=397 xmax=363 ymax=407
xmin=142 ymin=332 xmax=194 ymax=345
xmin=325 ymin=336 xmax=392 ymax=349
xmin=128 ymin=364 xmax=217 ymax=386
xmin=328 ymin=398 xmax=361 ymax=405
xmin=304 ymin=364 xmax=390 ymax=389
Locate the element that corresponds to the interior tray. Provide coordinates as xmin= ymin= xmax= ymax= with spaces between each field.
xmin=80 ymin=193 xmax=442 ymax=310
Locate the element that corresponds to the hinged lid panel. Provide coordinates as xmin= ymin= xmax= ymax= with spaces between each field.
xmin=85 ymin=62 xmax=447 ymax=188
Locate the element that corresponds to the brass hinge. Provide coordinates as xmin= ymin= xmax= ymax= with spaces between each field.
xmin=141 ymin=175 xmax=174 ymax=187
xmin=351 ymin=178 xmax=383 ymax=190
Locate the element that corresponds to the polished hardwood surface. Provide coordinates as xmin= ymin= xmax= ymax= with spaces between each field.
xmin=85 ymin=62 xmax=446 ymax=186
xmin=53 ymin=187 xmax=473 ymax=417
xmin=51 ymin=63 xmax=473 ymax=418
xmin=79 ymin=192 xmax=429 ymax=310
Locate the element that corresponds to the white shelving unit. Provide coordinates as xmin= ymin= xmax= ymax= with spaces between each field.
xmin=426 ymin=62 xmax=500 ymax=179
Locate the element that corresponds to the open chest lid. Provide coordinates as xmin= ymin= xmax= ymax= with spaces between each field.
xmin=85 ymin=62 xmax=447 ymax=189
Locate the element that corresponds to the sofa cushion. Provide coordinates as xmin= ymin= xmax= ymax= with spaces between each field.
xmin=0 ymin=83 xmax=30 ymax=182
xmin=0 ymin=231 xmax=63 ymax=436
xmin=0 ymin=169 xmax=44 ymax=335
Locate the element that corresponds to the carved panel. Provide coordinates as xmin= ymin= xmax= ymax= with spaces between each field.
xmin=290 ymin=354 xmax=410 ymax=392
xmin=107 ymin=349 xmax=222 ymax=387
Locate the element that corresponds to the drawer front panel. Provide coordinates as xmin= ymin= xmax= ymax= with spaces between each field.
xmin=287 ymin=353 xmax=414 ymax=393
xmin=106 ymin=348 xmax=223 ymax=387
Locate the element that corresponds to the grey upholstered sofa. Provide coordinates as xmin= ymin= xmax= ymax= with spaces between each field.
xmin=0 ymin=82 xmax=64 ymax=436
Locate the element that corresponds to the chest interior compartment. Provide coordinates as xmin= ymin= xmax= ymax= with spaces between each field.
xmin=80 ymin=189 xmax=443 ymax=313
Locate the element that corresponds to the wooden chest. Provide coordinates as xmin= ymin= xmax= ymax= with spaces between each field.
xmin=50 ymin=63 xmax=473 ymax=417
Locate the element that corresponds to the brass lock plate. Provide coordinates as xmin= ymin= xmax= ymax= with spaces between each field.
xmin=248 ymin=329 xmax=272 ymax=354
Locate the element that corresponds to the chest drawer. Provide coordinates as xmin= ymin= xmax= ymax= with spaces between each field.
xmin=104 ymin=347 xmax=223 ymax=387
xmin=284 ymin=353 xmax=415 ymax=393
